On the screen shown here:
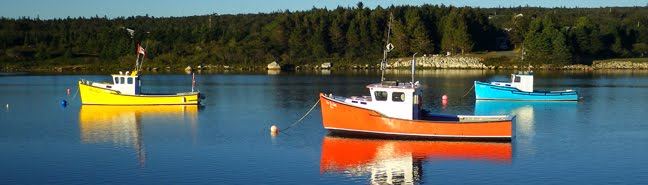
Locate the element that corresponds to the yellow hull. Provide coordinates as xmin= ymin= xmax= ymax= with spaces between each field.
xmin=78 ymin=81 xmax=200 ymax=105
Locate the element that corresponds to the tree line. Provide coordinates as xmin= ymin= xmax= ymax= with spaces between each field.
xmin=1 ymin=3 xmax=647 ymax=70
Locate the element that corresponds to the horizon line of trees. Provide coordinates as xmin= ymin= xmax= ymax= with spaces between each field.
xmin=1 ymin=3 xmax=648 ymax=69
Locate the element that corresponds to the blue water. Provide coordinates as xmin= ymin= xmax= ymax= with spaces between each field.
xmin=1 ymin=70 xmax=648 ymax=184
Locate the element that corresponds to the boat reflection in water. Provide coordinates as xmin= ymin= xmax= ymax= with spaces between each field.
xmin=474 ymin=100 xmax=577 ymax=156
xmin=320 ymin=136 xmax=511 ymax=184
xmin=474 ymin=100 xmax=578 ymax=138
xmin=79 ymin=105 xmax=199 ymax=167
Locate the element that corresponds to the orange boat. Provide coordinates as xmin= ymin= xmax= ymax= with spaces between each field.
xmin=320 ymin=136 xmax=511 ymax=183
xmin=319 ymin=82 xmax=514 ymax=141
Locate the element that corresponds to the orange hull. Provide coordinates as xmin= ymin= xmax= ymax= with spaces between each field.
xmin=320 ymin=136 xmax=511 ymax=172
xmin=320 ymin=93 xmax=513 ymax=140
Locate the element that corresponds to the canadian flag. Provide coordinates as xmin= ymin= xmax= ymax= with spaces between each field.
xmin=137 ymin=44 xmax=146 ymax=56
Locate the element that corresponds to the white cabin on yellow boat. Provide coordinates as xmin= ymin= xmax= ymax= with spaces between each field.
xmin=88 ymin=71 xmax=142 ymax=95
xmin=111 ymin=71 xmax=140 ymax=95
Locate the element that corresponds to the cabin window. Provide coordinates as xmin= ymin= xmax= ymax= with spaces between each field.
xmin=374 ymin=91 xmax=388 ymax=101
xmin=514 ymin=76 xmax=521 ymax=83
xmin=120 ymin=77 xmax=125 ymax=84
xmin=127 ymin=77 xmax=133 ymax=84
xmin=114 ymin=77 xmax=119 ymax=84
xmin=392 ymin=92 xmax=405 ymax=102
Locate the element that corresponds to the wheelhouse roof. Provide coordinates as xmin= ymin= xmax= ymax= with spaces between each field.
xmin=366 ymin=81 xmax=419 ymax=90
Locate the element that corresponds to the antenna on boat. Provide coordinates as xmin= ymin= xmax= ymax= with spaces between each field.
xmin=381 ymin=13 xmax=394 ymax=83
xmin=521 ymin=47 xmax=530 ymax=74
xmin=411 ymin=53 xmax=417 ymax=87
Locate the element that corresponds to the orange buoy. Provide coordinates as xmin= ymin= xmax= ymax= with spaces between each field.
xmin=67 ymin=88 xmax=71 ymax=95
xmin=270 ymin=125 xmax=278 ymax=136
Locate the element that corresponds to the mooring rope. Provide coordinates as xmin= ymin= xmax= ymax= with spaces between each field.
xmin=71 ymin=86 xmax=80 ymax=100
xmin=461 ymin=84 xmax=475 ymax=98
xmin=279 ymin=99 xmax=321 ymax=132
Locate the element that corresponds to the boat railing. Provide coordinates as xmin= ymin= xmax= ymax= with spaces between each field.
xmin=458 ymin=115 xmax=513 ymax=122
xmin=491 ymin=82 xmax=512 ymax=87
xmin=80 ymin=79 xmax=93 ymax=85
xmin=368 ymin=82 xmax=418 ymax=89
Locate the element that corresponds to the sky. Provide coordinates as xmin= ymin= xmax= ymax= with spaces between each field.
xmin=1 ymin=0 xmax=646 ymax=20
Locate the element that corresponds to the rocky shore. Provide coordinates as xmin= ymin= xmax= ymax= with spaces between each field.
xmin=390 ymin=55 xmax=486 ymax=69
xmin=591 ymin=60 xmax=648 ymax=69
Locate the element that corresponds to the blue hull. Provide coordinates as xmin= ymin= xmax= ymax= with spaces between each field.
xmin=474 ymin=81 xmax=578 ymax=101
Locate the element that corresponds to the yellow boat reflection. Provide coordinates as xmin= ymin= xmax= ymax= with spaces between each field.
xmin=79 ymin=105 xmax=198 ymax=166
xmin=320 ymin=136 xmax=511 ymax=184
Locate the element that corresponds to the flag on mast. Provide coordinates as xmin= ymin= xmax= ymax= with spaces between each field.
xmin=192 ymin=72 xmax=196 ymax=92
xmin=137 ymin=44 xmax=146 ymax=56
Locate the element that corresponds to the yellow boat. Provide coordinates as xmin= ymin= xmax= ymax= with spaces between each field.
xmin=78 ymin=45 xmax=202 ymax=105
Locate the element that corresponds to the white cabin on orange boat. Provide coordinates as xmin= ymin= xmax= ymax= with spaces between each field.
xmin=343 ymin=81 xmax=422 ymax=120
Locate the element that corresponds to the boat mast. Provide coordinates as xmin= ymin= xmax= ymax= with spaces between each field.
xmin=411 ymin=53 xmax=417 ymax=87
xmin=381 ymin=13 xmax=394 ymax=83
xmin=521 ymin=47 xmax=530 ymax=74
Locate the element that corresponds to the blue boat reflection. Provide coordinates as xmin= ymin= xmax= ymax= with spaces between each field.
xmin=474 ymin=100 xmax=578 ymax=155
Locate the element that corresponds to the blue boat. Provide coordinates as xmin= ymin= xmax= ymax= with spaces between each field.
xmin=474 ymin=73 xmax=579 ymax=101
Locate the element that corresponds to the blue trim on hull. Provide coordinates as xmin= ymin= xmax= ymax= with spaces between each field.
xmin=474 ymin=81 xmax=578 ymax=101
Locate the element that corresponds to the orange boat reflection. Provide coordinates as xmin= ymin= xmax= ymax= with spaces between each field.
xmin=320 ymin=136 xmax=511 ymax=183
xmin=79 ymin=105 xmax=199 ymax=166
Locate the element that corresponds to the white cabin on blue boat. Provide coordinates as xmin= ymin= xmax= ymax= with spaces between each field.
xmin=490 ymin=73 xmax=534 ymax=92
xmin=510 ymin=74 xmax=534 ymax=92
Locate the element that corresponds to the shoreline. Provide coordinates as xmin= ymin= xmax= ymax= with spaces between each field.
xmin=2 ymin=57 xmax=648 ymax=73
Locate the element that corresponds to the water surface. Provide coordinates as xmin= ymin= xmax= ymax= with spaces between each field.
xmin=1 ymin=70 xmax=647 ymax=184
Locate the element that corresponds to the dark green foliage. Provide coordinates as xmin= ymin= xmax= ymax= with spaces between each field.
xmin=1 ymin=5 xmax=648 ymax=70
xmin=523 ymin=17 xmax=572 ymax=65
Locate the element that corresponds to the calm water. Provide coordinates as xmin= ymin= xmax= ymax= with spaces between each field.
xmin=1 ymin=70 xmax=648 ymax=184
